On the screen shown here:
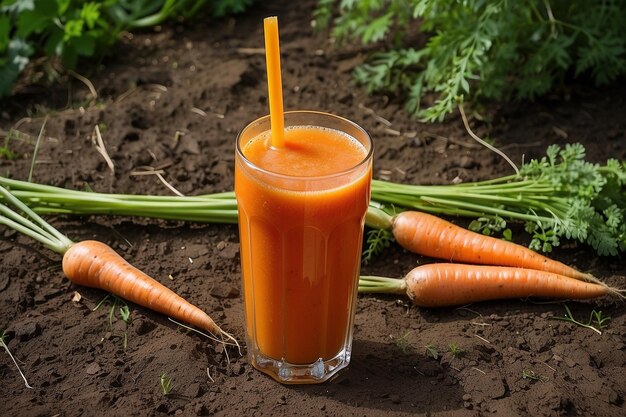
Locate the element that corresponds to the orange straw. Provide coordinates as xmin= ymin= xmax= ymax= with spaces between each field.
xmin=263 ymin=16 xmax=285 ymax=148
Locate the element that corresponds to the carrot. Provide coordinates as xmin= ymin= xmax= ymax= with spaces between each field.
xmin=62 ymin=240 xmax=225 ymax=337
xmin=359 ymin=263 xmax=623 ymax=308
xmin=0 ymin=184 xmax=236 ymax=346
xmin=390 ymin=210 xmax=597 ymax=283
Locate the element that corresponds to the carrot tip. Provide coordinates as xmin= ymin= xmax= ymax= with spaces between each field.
xmin=168 ymin=317 xmax=241 ymax=353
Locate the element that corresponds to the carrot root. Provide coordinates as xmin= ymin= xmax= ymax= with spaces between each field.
xmin=392 ymin=211 xmax=597 ymax=283
xmin=403 ymin=263 xmax=614 ymax=308
xmin=62 ymin=240 xmax=230 ymax=339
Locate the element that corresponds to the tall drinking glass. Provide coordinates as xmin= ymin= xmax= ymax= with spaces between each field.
xmin=235 ymin=111 xmax=373 ymax=384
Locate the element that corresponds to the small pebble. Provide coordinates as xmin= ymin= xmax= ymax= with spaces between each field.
xmin=86 ymin=362 xmax=101 ymax=375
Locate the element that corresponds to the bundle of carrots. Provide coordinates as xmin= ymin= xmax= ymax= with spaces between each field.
xmin=0 ymin=184 xmax=237 ymax=346
xmin=360 ymin=209 xmax=623 ymax=307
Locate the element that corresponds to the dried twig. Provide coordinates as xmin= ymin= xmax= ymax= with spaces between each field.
xmin=1 ymin=331 xmax=33 ymax=389
xmin=129 ymin=168 xmax=184 ymax=197
xmin=458 ymin=103 xmax=519 ymax=175
xmin=92 ymin=125 xmax=115 ymax=174
xmin=471 ymin=367 xmax=486 ymax=375
xmin=27 ymin=117 xmax=48 ymax=183
xmin=67 ymin=70 xmax=98 ymax=100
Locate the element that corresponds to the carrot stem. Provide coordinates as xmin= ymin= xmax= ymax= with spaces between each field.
xmin=0 ymin=215 xmax=64 ymax=253
xmin=358 ymin=275 xmax=406 ymax=295
xmin=0 ymin=185 xmax=73 ymax=252
xmin=365 ymin=205 xmax=393 ymax=229
xmin=419 ymin=196 xmax=558 ymax=223
xmin=263 ymin=16 xmax=285 ymax=148
xmin=0 ymin=179 xmax=238 ymax=223
xmin=0 ymin=202 xmax=59 ymax=243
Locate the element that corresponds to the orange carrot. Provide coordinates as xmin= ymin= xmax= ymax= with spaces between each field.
xmin=391 ymin=211 xmax=596 ymax=283
xmin=62 ymin=240 xmax=230 ymax=339
xmin=359 ymin=263 xmax=621 ymax=307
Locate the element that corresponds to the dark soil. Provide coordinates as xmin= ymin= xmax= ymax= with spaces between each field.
xmin=1 ymin=2 xmax=625 ymax=416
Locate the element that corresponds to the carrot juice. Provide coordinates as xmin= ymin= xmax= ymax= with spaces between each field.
xmin=235 ymin=111 xmax=373 ymax=383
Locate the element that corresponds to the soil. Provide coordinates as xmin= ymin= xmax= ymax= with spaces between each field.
xmin=1 ymin=2 xmax=625 ymax=416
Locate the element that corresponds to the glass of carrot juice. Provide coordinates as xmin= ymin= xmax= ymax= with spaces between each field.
xmin=235 ymin=110 xmax=373 ymax=384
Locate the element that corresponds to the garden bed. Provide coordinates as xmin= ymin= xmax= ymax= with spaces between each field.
xmin=1 ymin=1 xmax=624 ymax=416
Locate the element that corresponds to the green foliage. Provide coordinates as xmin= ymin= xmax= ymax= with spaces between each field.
xmin=0 ymin=0 xmax=255 ymax=97
xmin=519 ymin=143 xmax=626 ymax=256
xmin=362 ymin=227 xmax=393 ymax=264
xmin=211 ymin=0 xmax=254 ymax=17
xmin=468 ymin=215 xmax=511 ymax=240
xmin=317 ymin=0 xmax=626 ymax=121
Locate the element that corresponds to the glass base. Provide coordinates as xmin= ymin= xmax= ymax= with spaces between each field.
xmin=248 ymin=346 xmax=352 ymax=384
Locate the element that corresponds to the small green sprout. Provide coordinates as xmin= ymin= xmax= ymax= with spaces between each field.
xmin=119 ymin=305 xmax=132 ymax=324
xmin=0 ymin=128 xmax=18 ymax=160
xmin=94 ymin=295 xmax=132 ymax=348
xmin=589 ymin=309 xmax=611 ymax=331
xmin=94 ymin=295 xmax=131 ymax=326
xmin=394 ymin=331 xmax=413 ymax=354
xmin=551 ymin=304 xmax=611 ymax=335
xmin=449 ymin=342 xmax=464 ymax=358
xmin=425 ymin=344 xmax=439 ymax=360
xmin=160 ymin=373 xmax=173 ymax=395
xmin=522 ymin=370 xmax=548 ymax=382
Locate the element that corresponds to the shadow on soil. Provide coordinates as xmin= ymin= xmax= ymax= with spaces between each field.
xmin=295 ymin=339 xmax=464 ymax=414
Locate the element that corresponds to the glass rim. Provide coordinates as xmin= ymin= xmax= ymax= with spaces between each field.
xmin=235 ymin=110 xmax=373 ymax=181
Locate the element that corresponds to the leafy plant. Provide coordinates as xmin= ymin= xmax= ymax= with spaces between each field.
xmin=159 ymin=372 xmax=173 ymax=395
xmin=0 ymin=0 xmax=255 ymax=97
xmin=317 ymin=0 xmax=626 ymax=122
xmin=551 ymin=304 xmax=611 ymax=335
